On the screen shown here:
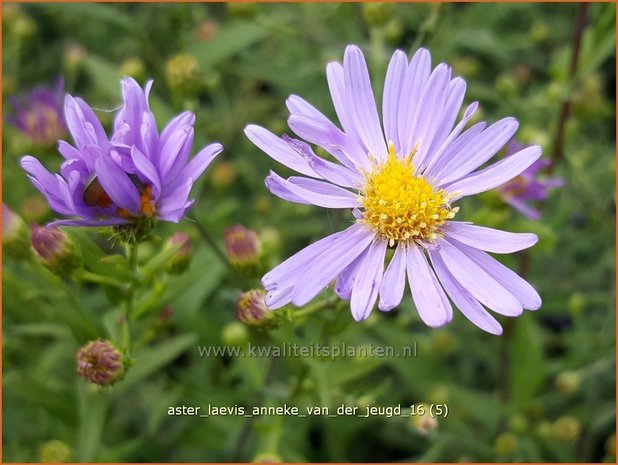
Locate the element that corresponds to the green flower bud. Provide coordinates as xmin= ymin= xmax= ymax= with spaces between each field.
xmin=76 ymin=340 xmax=124 ymax=386
xmin=39 ymin=439 xmax=71 ymax=462
xmin=362 ymin=2 xmax=394 ymax=27
xmin=221 ymin=321 xmax=249 ymax=347
xmin=535 ymin=421 xmax=552 ymax=439
xmin=31 ymin=225 xmax=80 ymax=277
xmin=430 ymin=330 xmax=456 ymax=355
xmin=495 ymin=432 xmax=518 ymax=456
xmin=383 ymin=19 xmax=403 ymax=46
xmin=164 ymin=232 xmax=192 ymax=274
xmin=452 ymin=56 xmax=481 ymax=78
xmin=552 ymin=416 xmax=581 ymax=442
xmin=568 ymin=292 xmax=585 ymax=314
xmin=531 ymin=20 xmax=550 ymax=44
xmin=3 ymin=204 xmax=31 ymax=260
xmin=259 ymin=227 xmax=281 ymax=257
xmin=427 ymin=385 xmax=449 ymax=404
xmin=120 ymin=57 xmax=146 ymax=81
xmin=509 ymin=414 xmax=529 ymax=434
xmin=13 ymin=14 xmax=36 ymax=40
xmin=555 ymin=370 xmax=581 ymax=395
xmin=495 ymin=74 xmax=519 ymax=97
xmin=226 ymin=2 xmax=257 ymax=18
xmin=63 ymin=43 xmax=86 ymax=73
xmin=165 ymin=53 xmax=201 ymax=97
xmin=20 ymin=195 xmax=50 ymax=223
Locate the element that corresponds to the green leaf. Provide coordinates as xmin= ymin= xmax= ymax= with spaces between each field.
xmin=509 ymin=315 xmax=546 ymax=407
xmin=112 ymin=333 xmax=197 ymax=396
xmin=187 ymin=21 xmax=269 ymax=69
xmin=38 ymin=3 xmax=137 ymax=31
xmin=98 ymin=255 xmax=134 ymax=282
xmin=83 ymin=55 xmax=123 ymax=99
xmin=76 ymin=381 xmax=109 ymax=461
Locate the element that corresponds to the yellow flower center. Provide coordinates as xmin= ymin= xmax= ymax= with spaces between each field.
xmin=360 ymin=142 xmax=458 ymax=246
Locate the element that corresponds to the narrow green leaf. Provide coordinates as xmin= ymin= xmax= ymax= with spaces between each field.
xmin=187 ymin=21 xmax=269 ymax=69
xmin=76 ymin=381 xmax=109 ymax=461
xmin=509 ymin=315 xmax=546 ymax=407
xmin=112 ymin=333 xmax=197 ymax=396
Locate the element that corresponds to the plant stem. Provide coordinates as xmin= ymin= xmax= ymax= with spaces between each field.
xmin=293 ymin=296 xmax=337 ymax=320
xmin=548 ymin=2 xmax=589 ymax=173
xmin=190 ymin=217 xmax=235 ymax=273
xmin=123 ymin=242 xmax=139 ymax=357
xmin=234 ymin=355 xmax=278 ymax=461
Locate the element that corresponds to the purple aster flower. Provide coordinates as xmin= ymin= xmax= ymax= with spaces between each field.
xmin=497 ymin=139 xmax=564 ymax=220
xmin=20 ymin=77 xmax=223 ymax=228
xmin=245 ymin=45 xmax=543 ymax=335
xmin=7 ymin=77 xmax=67 ymax=146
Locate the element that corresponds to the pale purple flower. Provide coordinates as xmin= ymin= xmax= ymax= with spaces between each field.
xmin=20 ymin=77 xmax=223 ymax=227
xmin=497 ymin=139 xmax=564 ymax=220
xmin=245 ymin=45 xmax=543 ymax=335
xmin=7 ymin=78 xmax=67 ymax=146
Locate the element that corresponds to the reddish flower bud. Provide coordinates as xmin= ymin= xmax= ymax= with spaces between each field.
xmin=76 ymin=340 xmax=124 ymax=386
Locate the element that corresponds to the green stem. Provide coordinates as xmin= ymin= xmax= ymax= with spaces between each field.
xmin=548 ymin=2 xmax=589 ymax=173
xmin=123 ymin=242 xmax=140 ymax=356
xmin=190 ymin=217 xmax=235 ymax=273
xmin=294 ymin=297 xmax=337 ymax=320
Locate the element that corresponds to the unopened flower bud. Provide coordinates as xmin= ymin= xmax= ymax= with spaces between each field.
xmin=21 ymin=195 xmax=50 ymax=223
xmin=531 ymin=20 xmax=550 ymax=44
xmin=164 ymin=232 xmax=192 ymax=274
xmin=31 ymin=225 xmax=79 ymax=276
xmin=555 ymin=370 xmax=581 ymax=395
xmin=158 ymin=305 xmax=174 ymax=325
xmin=224 ymin=224 xmax=262 ymax=275
xmin=3 ymin=204 xmax=31 ymax=260
xmin=552 ymin=416 xmax=581 ymax=442
xmin=39 ymin=439 xmax=71 ymax=463
xmin=119 ymin=57 xmax=145 ymax=81
xmin=452 ymin=56 xmax=481 ymax=78
xmin=12 ymin=14 xmax=36 ymax=40
xmin=196 ymin=20 xmax=218 ymax=41
xmin=568 ymin=292 xmax=585 ymax=315
xmin=410 ymin=403 xmax=438 ymax=436
xmin=427 ymin=385 xmax=449 ymax=404
xmin=495 ymin=432 xmax=518 ymax=456
xmin=221 ymin=321 xmax=249 ymax=347
xmin=64 ymin=43 xmax=86 ymax=72
xmin=166 ymin=53 xmax=201 ymax=97
xmin=362 ymin=2 xmax=394 ymax=27
xmin=226 ymin=2 xmax=257 ymax=18
xmin=496 ymin=74 xmax=519 ymax=97
xmin=236 ymin=289 xmax=279 ymax=328
xmin=383 ymin=19 xmax=403 ymax=46
xmin=76 ymin=340 xmax=124 ymax=386
xmin=431 ymin=330 xmax=456 ymax=355
xmin=535 ymin=421 xmax=552 ymax=439
xmin=509 ymin=414 xmax=528 ymax=434
xmin=211 ymin=161 xmax=237 ymax=189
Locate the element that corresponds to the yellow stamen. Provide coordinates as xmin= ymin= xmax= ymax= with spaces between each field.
xmin=360 ymin=141 xmax=456 ymax=246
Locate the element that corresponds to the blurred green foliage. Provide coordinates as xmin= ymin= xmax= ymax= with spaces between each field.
xmin=2 ymin=2 xmax=615 ymax=462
